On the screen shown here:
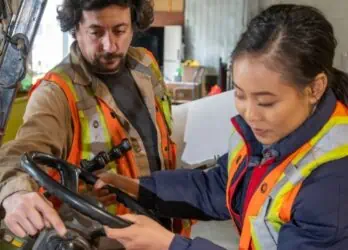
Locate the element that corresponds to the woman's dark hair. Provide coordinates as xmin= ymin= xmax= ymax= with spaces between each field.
xmin=57 ymin=0 xmax=154 ymax=36
xmin=232 ymin=4 xmax=348 ymax=105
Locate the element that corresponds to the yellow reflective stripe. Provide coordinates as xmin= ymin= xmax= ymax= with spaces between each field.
xmin=150 ymin=62 xmax=163 ymax=81
xmin=292 ymin=117 xmax=348 ymax=165
xmin=227 ymin=143 xmax=243 ymax=172
xmin=310 ymin=116 xmax=348 ymax=145
xmin=49 ymin=69 xmax=90 ymax=159
xmin=161 ymin=98 xmax=172 ymax=131
xmin=266 ymin=178 xmax=295 ymax=228
xmin=135 ymin=50 xmax=173 ymax=131
xmin=227 ymin=129 xmax=244 ymax=172
xmin=79 ymin=109 xmax=92 ymax=160
xmin=291 ymin=147 xmax=311 ymax=167
xmin=156 ymin=96 xmax=172 ymax=132
xmin=300 ymin=145 xmax=348 ymax=177
xmin=231 ymin=141 xmax=243 ymax=161
xmin=96 ymin=105 xmax=112 ymax=150
xmin=74 ymin=85 xmax=109 ymax=161
xmin=267 ymin=145 xmax=348 ymax=225
xmin=51 ymin=68 xmax=79 ymax=101
xmin=149 ymin=53 xmax=172 ymax=131
xmin=98 ymin=107 xmax=111 ymax=144
xmin=268 ymin=146 xmax=348 ymax=228
xmin=250 ymin=217 xmax=262 ymax=250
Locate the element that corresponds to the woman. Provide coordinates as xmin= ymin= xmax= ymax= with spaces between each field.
xmin=94 ymin=4 xmax=348 ymax=250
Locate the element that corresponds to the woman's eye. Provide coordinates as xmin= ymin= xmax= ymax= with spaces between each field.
xmin=258 ymin=102 xmax=275 ymax=107
xmin=234 ymin=92 xmax=245 ymax=100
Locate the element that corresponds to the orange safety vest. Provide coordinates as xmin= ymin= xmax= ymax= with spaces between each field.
xmin=225 ymin=101 xmax=348 ymax=250
xmin=32 ymin=69 xmax=174 ymax=208
xmin=30 ymin=50 xmax=193 ymax=236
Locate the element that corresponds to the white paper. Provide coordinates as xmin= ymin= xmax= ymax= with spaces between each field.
xmin=181 ymin=90 xmax=238 ymax=165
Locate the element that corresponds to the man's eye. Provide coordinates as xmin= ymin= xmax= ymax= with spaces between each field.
xmin=114 ymin=30 xmax=126 ymax=35
xmin=90 ymin=31 xmax=102 ymax=37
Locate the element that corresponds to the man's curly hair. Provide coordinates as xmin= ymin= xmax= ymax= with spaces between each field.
xmin=57 ymin=0 xmax=154 ymax=36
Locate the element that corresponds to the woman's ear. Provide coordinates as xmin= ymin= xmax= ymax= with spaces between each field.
xmin=307 ymin=72 xmax=328 ymax=105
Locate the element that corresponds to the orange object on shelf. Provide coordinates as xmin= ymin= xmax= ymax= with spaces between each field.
xmin=208 ymin=85 xmax=222 ymax=96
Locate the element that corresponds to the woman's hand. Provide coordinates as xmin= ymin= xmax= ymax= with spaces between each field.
xmin=104 ymin=214 xmax=175 ymax=250
xmin=92 ymin=188 xmax=117 ymax=207
xmin=95 ymin=172 xmax=120 ymax=188
xmin=94 ymin=172 xmax=140 ymax=202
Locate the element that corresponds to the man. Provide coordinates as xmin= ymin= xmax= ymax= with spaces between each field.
xmin=0 ymin=0 xmax=188 ymax=242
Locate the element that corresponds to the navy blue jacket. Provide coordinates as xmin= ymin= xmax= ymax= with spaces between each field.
xmin=139 ymin=89 xmax=348 ymax=250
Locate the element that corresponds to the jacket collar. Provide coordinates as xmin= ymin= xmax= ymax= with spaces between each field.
xmin=231 ymin=88 xmax=337 ymax=163
xmin=68 ymin=41 xmax=94 ymax=86
xmin=66 ymin=41 xmax=150 ymax=86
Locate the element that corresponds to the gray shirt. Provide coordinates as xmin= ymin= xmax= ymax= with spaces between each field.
xmin=97 ymin=65 xmax=161 ymax=173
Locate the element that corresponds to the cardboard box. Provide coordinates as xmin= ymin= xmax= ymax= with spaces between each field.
xmin=166 ymin=81 xmax=202 ymax=103
xmin=154 ymin=0 xmax=184 ymax=12
xmin=182 ymin=66 xmax=200 ymax=82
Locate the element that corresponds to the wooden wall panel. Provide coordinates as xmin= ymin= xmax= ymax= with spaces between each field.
xmin=152 ymin=11 xmax=184 ymax=26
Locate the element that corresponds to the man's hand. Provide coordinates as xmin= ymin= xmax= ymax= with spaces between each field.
xmin=2 ymin=191 xmax=67 ymax=238
xmin=104 ymin=214 xmax=175 ymax=250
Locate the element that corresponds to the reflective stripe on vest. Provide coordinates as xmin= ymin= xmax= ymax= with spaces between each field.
xmin=226 ymin=102 xmax=348 ymax=250
xmin=225 ymin=127 xmax=247 ymax=233
xmin=51 ymin=68 xmax=117 ymax=168
xmin=130 ymin=48 xmax=173 ymax=133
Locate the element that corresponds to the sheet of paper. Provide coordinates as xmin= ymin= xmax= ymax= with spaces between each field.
xmin=181 ymin=90 xmax=238 ymax=165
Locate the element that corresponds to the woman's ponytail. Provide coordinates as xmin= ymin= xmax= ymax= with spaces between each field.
xmin=331 ymin=68 xmax=348 ymax=106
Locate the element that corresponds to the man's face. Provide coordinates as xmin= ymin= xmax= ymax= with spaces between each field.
xmin=75 ymin=5 xmax=134 ymax=73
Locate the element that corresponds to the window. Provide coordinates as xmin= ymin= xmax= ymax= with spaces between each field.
xmin=31 ymin=0 xmax=64 ymax=77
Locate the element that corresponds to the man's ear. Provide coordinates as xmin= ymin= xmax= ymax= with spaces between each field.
xmin=306 ymin=72 xmax=328 ymax=105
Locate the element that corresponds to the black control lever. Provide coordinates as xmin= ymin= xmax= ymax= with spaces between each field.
xmin=79 ymin=139 xmax=159 ymax=222
xmin=80 ymin=139 xmax=131 ymax=172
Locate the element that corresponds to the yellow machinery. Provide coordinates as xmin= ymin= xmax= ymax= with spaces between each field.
xmin=2 ymin=96 xmax=28 ymax=143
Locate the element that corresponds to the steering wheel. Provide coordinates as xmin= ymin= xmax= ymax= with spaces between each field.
xmin=20 ymin=152 xmax=156 ymax=229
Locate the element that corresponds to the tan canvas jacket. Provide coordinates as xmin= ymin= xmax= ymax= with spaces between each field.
xmin=0 ymin=42 xmax=171 ymax=214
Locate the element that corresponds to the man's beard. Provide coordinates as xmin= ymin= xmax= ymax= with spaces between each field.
xmin=91 ymin=52 xmax=125 ymax=73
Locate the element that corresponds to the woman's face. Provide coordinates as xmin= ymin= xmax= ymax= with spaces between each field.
xmin=233 ymin=56 xmax=318 ymax=145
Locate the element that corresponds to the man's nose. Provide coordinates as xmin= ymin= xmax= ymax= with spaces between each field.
xmin=102 ymin=33 xmax=117 ymax=53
